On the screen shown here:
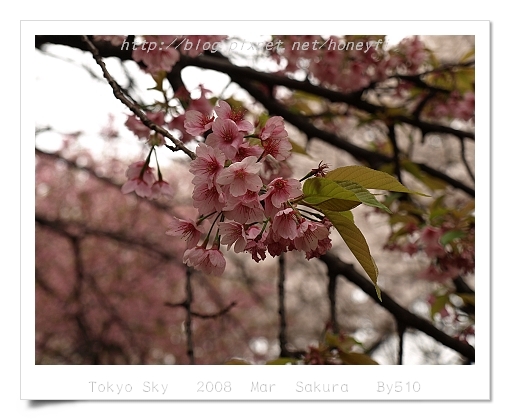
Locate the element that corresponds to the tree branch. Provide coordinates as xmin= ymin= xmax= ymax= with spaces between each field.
xmin=319 ymin=252 xmax=475 ymax=362
xmin=80 ymin=35 xmax=196 ymax=160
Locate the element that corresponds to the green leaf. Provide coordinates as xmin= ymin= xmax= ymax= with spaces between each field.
xmin=338 ymin=351 xmax=379 ymax=365
xmin=265 ymin=358 xmax=299 ymax=365
xmin=302 ymin=178 xmax=362 ymax=212
xmin=324 ymin=210 xmax=380 ymax=298
xmin=336 ymin=180 xmax=391 ymax=213
xmin=430 ymin=293 xmax=449 ymax=318
xmin=440 ymin=230 xmax=467 ymax=246
xmin=326 ymin=165 xmax=427 ymax=196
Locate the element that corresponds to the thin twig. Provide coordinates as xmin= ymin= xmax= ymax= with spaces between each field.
xmin=165 ymin=301 xmax=236 ymax=319
xmin=80 ymin=35 xmax=195 ymax=160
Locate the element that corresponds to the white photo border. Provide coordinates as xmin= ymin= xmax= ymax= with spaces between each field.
xmin=23 ymin=20 xmax=490 ymax=401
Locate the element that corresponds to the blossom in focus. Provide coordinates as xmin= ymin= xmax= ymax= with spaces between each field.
xmin=216 ymin=156 xmax=263 ymax=197
xmin=206 ymin=118 xmax=245 ymax=160
xmin=218 ymin=222 xmax=248 ymax=253
xmin=215 ymin=100 xmax=254 ymax=133
xmin=184 ymin=110 xmax=214 ymax=136
xmin=189 ymin=143 xmax=226 ymax=187
xmin=166 ymin=217 xmax=205 ymax=248
xmin=260 ymin=177 xmax=302 ymax=218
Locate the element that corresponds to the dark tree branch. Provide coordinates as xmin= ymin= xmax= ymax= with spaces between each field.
xmin=388 ymin=123 xmax=403 ymax=183
xmin=277 ymin=254 xmax=289 ymax=357
xmin=397 ymin=321 xmax=406 ymax=365
xmin=229 ymin=76 xmax=475 ymax=197
xmin=36 ymin=35 xmax=475 ymax=142
xmin=327 ymin=267 xmax=339 ymax=334
xmin=80 ymin=35 xmax=196 ymax=160
xmin=319 ymin=252 xmax=475 ymax=362
xmin=35 ymin=36 xmax=475 ymax=196
xmin=184 ymin=267 xmax=195 ymax=365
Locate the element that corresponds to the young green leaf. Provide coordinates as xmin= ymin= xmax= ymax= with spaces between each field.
xmin=337 ymin=351 xmax=379 ymax=365
xmin=326 ymin=165 xmax=428 ymax=196
xmin=302 ymin=177 xmax=362 ymax=212
xmin=323 ymin=210 xmax=381 ymax=300
xmin=335 ymin=180 xmax=391 ymax=213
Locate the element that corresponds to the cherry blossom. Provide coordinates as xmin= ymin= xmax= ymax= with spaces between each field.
xmin=206 ymin=118 xmax=245 ymax=160
xmin=189 ymin=143 xmax=226 ymax=187
xmin=150 ymin=180 xmax=174 ymax=200
xmin=218 ymin=221 xmax=248 ymax=253
xmin=183 ymin=246 xmax=226 ymax=276
xmin=271 ymin=208 xmax=299 ymax=240
xmin=215 ymin=100 xmax=254 ymax=133
xmin=121 ymin=161 xmax=156 ymax=198
xmin=166 ymin=217 xmax=205 ymax=248
xmin=216 ymin=156 xmax=263 ymax=197
xmin=184 ymin=110 xmax=214 ymax=136
xmin=260 ymin=177 xmax=302 ymax=218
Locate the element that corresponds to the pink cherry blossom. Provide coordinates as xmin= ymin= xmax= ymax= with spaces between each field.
xmin=305 ymin=235 xmax=332 ymax=260
xmin=183 ymin=246 xmax=226 ymax=276
xmin=132 ymin=36 xmax=180 ymax=75
xmin=261 ymin=137 xmax=292 ymax=161
xmin=271 ymin=208 xmax=299 ymax=240
xmin=189 ymin=143 xmax=226 ymax=187
xmin=216 ymin=156 xmax=263 ymax=197
xmin=258 ymin=117 xmax=292 ymax=161
xmin=150 ymin=180 xmax=174 ymax=200
xmin=206 ymin=118 xmax=244 ymax=160
xmin=260 ymin=116 xmax=288 ymax=141
xmin=232 ymin=142 xmax=264 ymax=163
xmin=260 ymin=177 xmax=302 ymax=218
xmin=218 ymin=222 xmax=248 ymax=253
xmin=166 ymin=217 xmax=205 ymax=248
xmin=192 ymin=182 xmax=225 ymax=215
xmin=167 ymin=114 xmax=194 ymax=143
xmin=421 ymin=226 xmax=446 ymax=258
xmin=264 ymin=229 xmax=292 ymax=257
xmin=222 ymin=191 xmax=265 ymax=224
xmin=184 ymin=110 xmax=214 ymax=136
xmin=294 ymin=220 xmax=330 ymax=253
xmin=121 ymin=161 xmax=156 ymax=198
xmin=245 ymin=239 xmax=267 ymax=262
xmin=215 ymin=100 xmax=254 ymax=133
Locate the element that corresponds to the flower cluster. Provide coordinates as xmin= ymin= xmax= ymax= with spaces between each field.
xmin=121 ymin=160 xmax=174 ymax=200
xmin=166 ymin=100 xmax=333 ymax=275
xmin=130 ymin=35 xmax=227 ymax=75
xmin=270 ymin=35 xmax=430 ymax=93
xmin=386 ymin=222 xmax=475 ymax=284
